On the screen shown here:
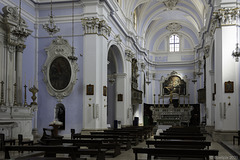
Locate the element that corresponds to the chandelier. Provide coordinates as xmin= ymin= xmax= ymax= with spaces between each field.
xmin=43 ymin=0 xmax=60 ymax=36
xmin=146 ymin=57 xmax=151 ymax=85
xmin=68 ymin=1 xmax=78 ymax=61
xmin=232 ymin=43 xmax=240 ymax=62
xmin=232 ymin=10 xmax=240 ymax=62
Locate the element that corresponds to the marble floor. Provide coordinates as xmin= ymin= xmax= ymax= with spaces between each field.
xmin=0 ymin=135 xmax=239 ymax=160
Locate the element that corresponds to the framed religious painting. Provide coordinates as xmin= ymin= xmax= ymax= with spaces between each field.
xmin=225 ymin=81 xmax=234 ymax=93
xmin=87 ymin=84 xmax=94 ymax=95
xmin=103 ymin=86 xmax=107 ymax=96
xmin=117 ymin=94 xmax=123 ymax=101
xmin=42 ymin=37 xmax=78 ymax=101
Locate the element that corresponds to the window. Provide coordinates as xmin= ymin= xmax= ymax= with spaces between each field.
xmin=169 ymin=34 xmax=180 ymax=52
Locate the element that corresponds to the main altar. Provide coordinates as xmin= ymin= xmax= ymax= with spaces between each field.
xmin=147 ymin=71 xmax=194 ymax=127
xmin=151 ymin=104 xmax=192 ymax=126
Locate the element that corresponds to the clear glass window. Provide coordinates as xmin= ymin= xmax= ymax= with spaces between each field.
xmin=169 ymin=34 xmax=180 ymax=52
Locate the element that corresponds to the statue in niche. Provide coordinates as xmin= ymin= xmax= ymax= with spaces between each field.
xmin=55 ymin=103 xmax=65 ymax=130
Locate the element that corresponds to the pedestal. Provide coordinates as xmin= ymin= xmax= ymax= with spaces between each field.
xmin=49 ymin=121 xmax=62 ymax=138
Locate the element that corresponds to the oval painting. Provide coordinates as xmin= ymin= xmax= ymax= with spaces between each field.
xmin=49 ymin=57 xmax=71 ymax=90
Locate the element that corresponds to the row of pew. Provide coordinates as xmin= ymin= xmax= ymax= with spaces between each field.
xmin=2 ymin=125 xmax=154 ymax=160
xmin=132 ymin=126 xmax=219 ymax=160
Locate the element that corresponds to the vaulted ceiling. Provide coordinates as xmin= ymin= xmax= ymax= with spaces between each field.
xmin=121 ymin=0 xmax=210 ymax=53
xmin=30 ymin=0 xmax=211 ymax=54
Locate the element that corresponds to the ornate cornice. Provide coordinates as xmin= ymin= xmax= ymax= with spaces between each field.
xmin=212 ymin=7 xmax=239 ymax=26
xmin=81 ymin=17 xmax=111 ymax=39
xmin=2 ymin=6 xmax=32 ymax=50
xmin=166 ymin=22 xmax=182 ymax=32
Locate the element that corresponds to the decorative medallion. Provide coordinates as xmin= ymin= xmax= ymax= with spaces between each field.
xmin=163 ymin=0 xmax=179 ymax=10
xmin=166 ymin=23 xmax=182 ymax=32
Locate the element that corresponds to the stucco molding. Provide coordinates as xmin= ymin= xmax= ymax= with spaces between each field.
xmin=2 ymin=6 xmax=32 ymax=49
xmin=213 ymin=7 xmax=239 ymax=26
xmin=166 ymin=22 xmax=182 ymax=32
xmin=163 ymin=0 xmax=179 ymax=10
xmin=42 ymin=36 xmax=79 ymax=102
xmin=125 ymin=49 xmax=134 ymax=62
xmin=81 ymin=17 xmax=111 ymax=39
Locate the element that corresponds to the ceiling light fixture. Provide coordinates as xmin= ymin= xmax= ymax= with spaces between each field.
xmin=43 ymin=0 xmax=60 ymax=36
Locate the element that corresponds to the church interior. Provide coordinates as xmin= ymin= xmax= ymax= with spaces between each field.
xmin=0 ymin=0 xmax=240 ymax=159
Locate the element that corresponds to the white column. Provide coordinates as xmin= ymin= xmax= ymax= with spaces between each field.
xmin=7 ymin=45 xmax=15 ymax=106
xmin=125 ymin=55 xmax=133 ymax=125
xmin=215 ymin=24 xmax=239 ymax=131
xmin=82 ymin=17 xmax=111 ymax=130
xmin=16 ymin=45 xmax=24 ymax=106
xmin=115 ymin=73 xmax=127 ymax=125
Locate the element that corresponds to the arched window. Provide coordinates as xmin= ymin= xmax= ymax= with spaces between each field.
xmin=169 ymin=34 xmax=180 ymax=52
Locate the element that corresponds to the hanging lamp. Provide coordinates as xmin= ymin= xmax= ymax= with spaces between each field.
xmin=68 ymin=1 xmax=78 ymax=61
xmin=146 ymin=53 xmax=151 ymax=85
xmin=43 ymin=0 xmax=60 ymax=36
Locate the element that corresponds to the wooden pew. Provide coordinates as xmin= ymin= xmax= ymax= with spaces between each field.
xmin=0 ymin=133 xmax=15 ymax=151
xmin=90 ymin=132 xmax=131 ymax=150
xmin=154 ymin=135 xmax=206 ymax=141
xmin=132 ymin=147 xmax=219 ymax=160
xmin=4 ymin=145 xmax=78 ymax=160
xmin=166 ymin=127 xmax=201 ymax=133
xmin=120 ymin=127 xmax=145 ymax=141
xmin=42 ymin=139 xmax=106 ymax=160
xmin=124 ymin=126 xmax=154 ymax=139
xmin=160 ymin=132 xmax=203 ymax=136
xmin=104 ymin=129 xmax=140 ymax=145
xmin=71 ymin=135 xmax=121 ymax=157
xmin=146 ymin=140 xmax=211 ymax=149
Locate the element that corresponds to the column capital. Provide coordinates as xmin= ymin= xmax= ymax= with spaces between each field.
xmin=16 ymin=44 xmax=26 ymax=53
xmin=81 ymin=17 xmax=111 ymax=39
xmin=213 ymin=7 xmax=239 ymax=26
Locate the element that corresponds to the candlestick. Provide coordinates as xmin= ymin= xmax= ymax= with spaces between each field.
xmin=188 ymin=94 xmax=190 ymax=107
xmin=29 ymin=85 xmax=39 ymax=106
xmin=0 ymin=81 xmax=5 ymax=105
xmin=158 ymin=94 xmax=160 ymax=108
xmin=24 ymin=84 xmax=28 ymax=107
xmin=13 ymin=83 xmax=18 ymax=106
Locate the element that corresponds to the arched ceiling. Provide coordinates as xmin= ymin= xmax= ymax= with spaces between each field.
xmin=122 ymin=0 xmax=208 ymax=53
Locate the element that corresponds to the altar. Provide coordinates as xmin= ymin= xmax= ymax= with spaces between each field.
xmin=151 ymin=104 xmax=193 ymax=126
